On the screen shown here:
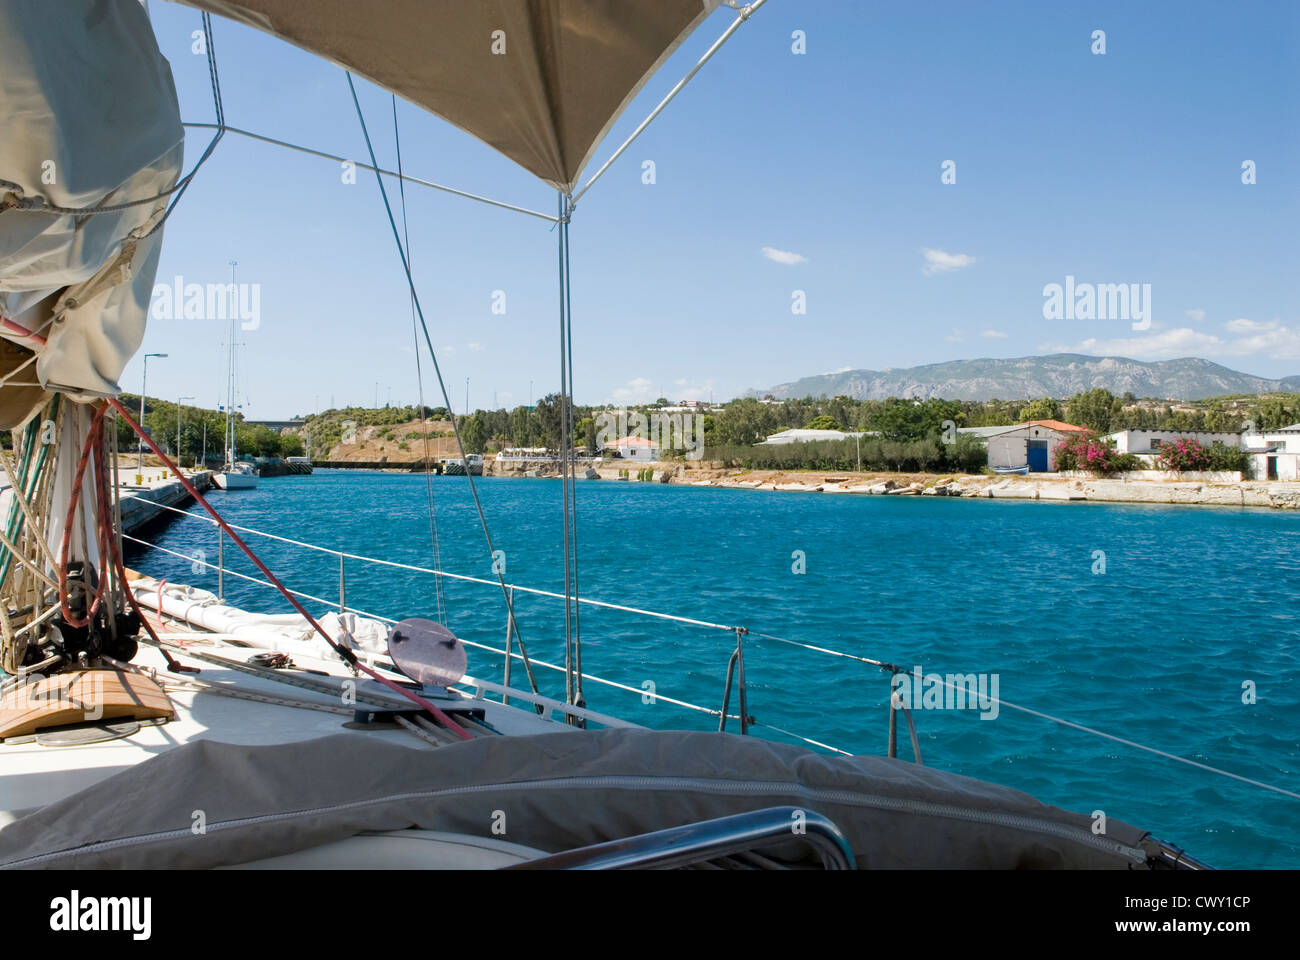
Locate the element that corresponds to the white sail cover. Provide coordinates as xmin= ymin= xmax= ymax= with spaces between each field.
xmin=178 ymin=0 xmax=722 ymax=191
xmin=0 ymin=0 xmax=184 ymax=414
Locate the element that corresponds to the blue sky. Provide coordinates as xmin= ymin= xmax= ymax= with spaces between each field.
xmin=132 ymin=0 xmax=1298 ymax=417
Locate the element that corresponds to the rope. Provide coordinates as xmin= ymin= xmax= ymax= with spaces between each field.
xmin=345 ymin=71 xmax=545 ymax=704
xmin=107 ymin=397 xmax=471 ymax=740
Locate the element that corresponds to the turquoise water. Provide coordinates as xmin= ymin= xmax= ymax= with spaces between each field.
xmin=127 ymin=470 xmax=1300 ymax=868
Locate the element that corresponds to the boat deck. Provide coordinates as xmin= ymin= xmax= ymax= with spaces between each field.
xmin=0 ymin=607 xmax=561 ymax=819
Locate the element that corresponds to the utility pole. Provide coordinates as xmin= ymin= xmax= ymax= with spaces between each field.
xmin=177 ymin=395 xmax=195 ymax=467
xmin=465 ymin=377 xmax=470 ymax=416
xmin=138 ymin=352 xmax=168 ymax=470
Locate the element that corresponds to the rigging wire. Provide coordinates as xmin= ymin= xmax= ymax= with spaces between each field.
xmin=392 ymin=94 xmax=446 ymax=625
xmin=344 ymin=71 xmax=544 ymax=704
xmin=179 ymin=123 xmax=559 ymax=222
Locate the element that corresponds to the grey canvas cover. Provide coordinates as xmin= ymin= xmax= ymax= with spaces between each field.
xmin=0 ymin=728 xmax=1153 ymax=869
xmin=0 ymin=0 xmax=183 ymax=404
xmin=178 ymin=0 xmax=722 ymax=190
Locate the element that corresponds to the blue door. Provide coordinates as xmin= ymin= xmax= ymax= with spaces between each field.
xmin=1027 ymin=439 xmax=1049 ymax=472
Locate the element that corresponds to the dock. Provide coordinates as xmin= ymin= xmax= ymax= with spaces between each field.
xmin=115 ymin=466 xmax=212 ymax=536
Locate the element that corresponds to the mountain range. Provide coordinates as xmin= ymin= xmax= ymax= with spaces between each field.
xmin=753 ymin=355 xmax=1300 ymax=402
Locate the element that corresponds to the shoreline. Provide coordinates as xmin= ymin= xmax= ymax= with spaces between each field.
xmin=312 ymin=460 xmax=1300 ymax=510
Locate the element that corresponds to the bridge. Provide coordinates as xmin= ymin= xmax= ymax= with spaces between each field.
xmin=245 ymin=420 xmax=307 ymax=433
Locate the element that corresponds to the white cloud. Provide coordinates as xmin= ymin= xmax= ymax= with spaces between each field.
xmin=466 ymin=341 xmax=483 ymax=352
xmin=1226 ymin=317 xmax=1268 ymax=333
xmin=669 ymin=377 xmax=716 ymax=400
xmin=945 ymin=328 xmax=964 ymax=343
xmin=1185 ymin=308 xmax=1206 ymax=323
xmin=922 ymin=248 xmax=975 ymax=275
xmin=608 ymin=377 xmax=656 ymax=405
xmin=981 ymin=329 xmax=1008 ymax=339
xmin=1043 ymin=317 xmax=1300 ymax=361
xmin=761 ymin=246 xmax=807 ymax=266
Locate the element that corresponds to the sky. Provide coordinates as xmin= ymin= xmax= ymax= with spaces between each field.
xmin=129 ymin=0 xmax=1298 ymax=418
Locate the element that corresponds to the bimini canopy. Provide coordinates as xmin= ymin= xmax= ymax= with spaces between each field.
xmin=178 ymin=0 xmax=723 ymax=191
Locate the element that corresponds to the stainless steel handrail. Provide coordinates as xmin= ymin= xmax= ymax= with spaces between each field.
xmin=506 ymin=806 xmax=856 ymax=870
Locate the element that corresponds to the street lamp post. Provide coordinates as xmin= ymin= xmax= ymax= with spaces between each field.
xmin=138 ymin=352 xmax=168 ymax=471
xmin=177 ymin=396 xmax=195 ymax=469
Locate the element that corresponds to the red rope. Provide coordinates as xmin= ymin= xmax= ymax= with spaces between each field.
xmin=106 ymin=397 xmax=471 ymax=740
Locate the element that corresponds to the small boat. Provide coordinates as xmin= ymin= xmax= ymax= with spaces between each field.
xmin=441 ymin=454 xmax=483 ymax=476
xmin=994 ymin=464 xmax=1031 ymax=475
xmin=214 ymin=460 xmax=258 ymax=490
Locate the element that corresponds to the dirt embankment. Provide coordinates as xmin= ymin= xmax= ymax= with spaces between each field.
xmin=321 ymin=420 xmax=460 ymax=464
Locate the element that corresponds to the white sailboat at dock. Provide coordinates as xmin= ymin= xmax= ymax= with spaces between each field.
xmin=212 ymin=259 xmax=257 ymax=490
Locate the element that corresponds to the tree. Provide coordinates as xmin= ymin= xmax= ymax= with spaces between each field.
xmin=460 ymin=414 xmax=487 ymax=454
xmin=1065 ymin=388 xmax=1121 ymax=433
xmin=712 ymin=398 xmax=779 ymax=446
xmin=870 ymin=397 xmax=963 ymax=441
xmin=575 ymin=416 xmax=597 ymax=454
xmin=1017 ymin=396 xmax=1062 ymax=422
xmin=805 ymin=415 xmax=842 ymax=431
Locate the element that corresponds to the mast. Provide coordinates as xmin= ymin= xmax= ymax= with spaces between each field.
xmin=226 ymin=259 xmax=237 ymax=465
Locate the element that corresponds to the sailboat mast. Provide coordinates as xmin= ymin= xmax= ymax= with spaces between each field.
xmin=227 ymin=259 xmax=237 ymax=464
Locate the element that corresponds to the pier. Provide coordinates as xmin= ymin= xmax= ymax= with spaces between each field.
xmin=116 ymin=466 xmax=213 ymax=536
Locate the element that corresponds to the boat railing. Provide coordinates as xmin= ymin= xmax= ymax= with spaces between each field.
xmin=122 ymin=499 xmax=1300 ymax=815
xmin=506 ymin=806 xmax=857 ymax=870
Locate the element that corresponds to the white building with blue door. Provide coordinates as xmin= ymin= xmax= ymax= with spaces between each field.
xmin=957 ymin=420 xmax=1088 ymax=472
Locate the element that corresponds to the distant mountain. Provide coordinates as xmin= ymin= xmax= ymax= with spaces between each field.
xmin=753 ymin=355 xmax=1300 ymax=402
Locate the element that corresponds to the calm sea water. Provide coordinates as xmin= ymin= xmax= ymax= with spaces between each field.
xmin=126 ymin=470 xmax=1300 ymax=868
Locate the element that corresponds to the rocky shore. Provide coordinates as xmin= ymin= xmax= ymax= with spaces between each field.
xmin=488 ymin=459 xmax=1300 ymax=510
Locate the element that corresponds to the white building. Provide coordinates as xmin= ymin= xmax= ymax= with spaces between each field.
xmin=958 ymin=420 xmax=1088 ymax=472
xmin=758 ymin=428 xmax=871 ymax=445
xmin=606 ymin=435 xmax=659 ymax=460
xmin=1105 ymin=429 xmax=1242 ymax=455
xmin=1242 ymin=423 xmax=1300 ymax=481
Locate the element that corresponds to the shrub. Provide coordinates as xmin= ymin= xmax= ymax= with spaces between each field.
xmin=701 ymin=435 xmax=986 ymax=474
xmin=1054 ymin=434 xmax=1142 ymax=476
xmin=1156 ymin=438 xmax=1249 ymax=474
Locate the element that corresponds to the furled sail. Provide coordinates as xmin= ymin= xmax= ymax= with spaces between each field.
xmin=0 ymin=0 xmax=184 ymax=416
xmin=177 ymin=0 xmax=722 ymax=191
